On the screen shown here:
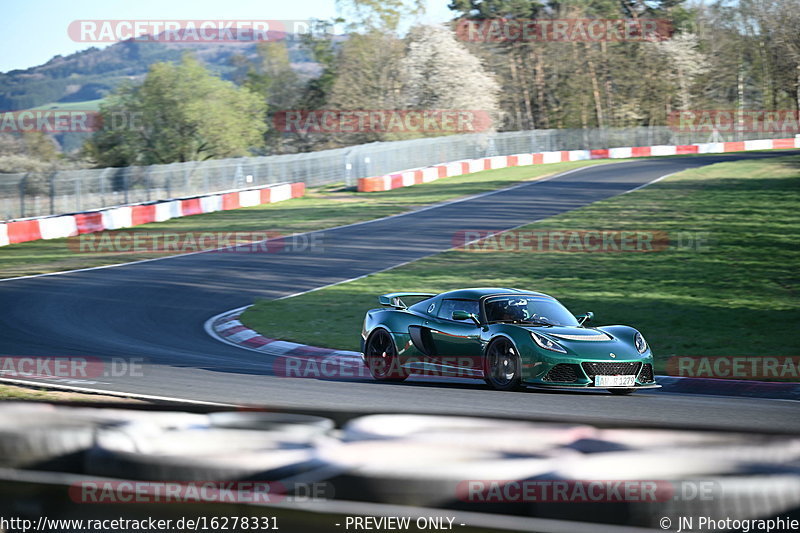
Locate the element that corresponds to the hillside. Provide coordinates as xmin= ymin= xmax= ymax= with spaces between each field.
xmin=0 ymin=38 xmax=318 ymax=112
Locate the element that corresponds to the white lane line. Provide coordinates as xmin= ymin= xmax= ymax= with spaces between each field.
xmin=0 ymin=376 xmax=239 ymax=406
xmin=0 ymin=161 xmax=629 ymax=283
xmin=620 ymin=171 xmax=679 ymax=194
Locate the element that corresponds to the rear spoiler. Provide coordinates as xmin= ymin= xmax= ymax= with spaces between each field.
xmin=378 ymin=292 xmax=435 ymax=309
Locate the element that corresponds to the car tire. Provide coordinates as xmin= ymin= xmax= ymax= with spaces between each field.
xmin=365 ymin=329 xmax=407 ymax=382
xmin=483 ymin=337 xmax=523 ymax=391
xmin=609 ymin=388 xmax=636 ymax=395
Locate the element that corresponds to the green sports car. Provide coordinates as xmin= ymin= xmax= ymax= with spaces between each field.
xmin=360 ymin=288 xmax=659 ymax=394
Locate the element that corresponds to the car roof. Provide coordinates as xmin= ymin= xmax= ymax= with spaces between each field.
xmin=437 ymin=287 xmax=555 ymax=300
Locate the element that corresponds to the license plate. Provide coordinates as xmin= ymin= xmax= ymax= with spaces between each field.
xmin=595 ymin=375 xmax=636 ymax=387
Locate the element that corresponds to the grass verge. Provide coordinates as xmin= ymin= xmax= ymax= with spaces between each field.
xmin=0 ymin=383 xmax=146 ymax=403
xmin=241 ymin=156 xmax=800 ymax=374
xmin=0 ymin=159 xmax=615 ymax=279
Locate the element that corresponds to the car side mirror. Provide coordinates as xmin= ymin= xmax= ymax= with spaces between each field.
xmin=576 ymin=311 xmax=594 ymax=325
xmin=452 ymin=310 xmax=481 ymax=325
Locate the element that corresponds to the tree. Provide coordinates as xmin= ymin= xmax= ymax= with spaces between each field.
xmin=336 ymin=0 xmax=425 ymax=32
xmin=239 ymin=42 xmax=302 ymax=112
xmin=298 ymin=20 xmax=342 ymax=111
xmin=400 ymin=25 xmax=500 ymax=131
xmin=0 ymin=132 xmax=62 ymax=173
xmin=758 ymin=0 xmax=800 ymax=110
xmin=447 ymin=0 xmax=697 ymax=130
xmin=86 ymin=55 xmax=266 ymax=166
xmin=648 ymin=33 xmax=709 ymax=111
xmin=232 ymin=41 xmax=303 ymax=153
xmin=325 ymin=31 xmax=407 ymax=144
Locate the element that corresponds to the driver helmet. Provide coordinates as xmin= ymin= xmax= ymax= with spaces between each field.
xmin=502 ymin=299 xmax=527 ymax=321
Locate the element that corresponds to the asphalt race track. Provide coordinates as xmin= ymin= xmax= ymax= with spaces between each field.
xmin=1 ymin=152 xmax=798 ymax=431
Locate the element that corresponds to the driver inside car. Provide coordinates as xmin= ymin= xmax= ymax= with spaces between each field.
xmin=487 ymin=299 xmax=526 ymax=322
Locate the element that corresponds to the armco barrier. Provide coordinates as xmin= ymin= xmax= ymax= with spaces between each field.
xmin=0 ymin=181 xmax=306 ymax=247
xmin=357 ymin=137 xmax=800 ymax=192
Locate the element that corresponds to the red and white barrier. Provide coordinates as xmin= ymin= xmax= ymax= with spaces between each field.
xmin=38 ymin=215 xmax=79 ymax=240
xmin=0 ymin=181 xmax=306 ymax=247
xmin=358 ymin=137 xmax=800 ymax=192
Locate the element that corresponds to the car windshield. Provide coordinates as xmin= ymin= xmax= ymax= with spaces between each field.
xmin=484 ymin=295 xmax=579 ymax=326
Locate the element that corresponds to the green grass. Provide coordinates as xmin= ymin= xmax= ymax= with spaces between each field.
xmin=241 ymin=156 xmax=800 ymax=373
xmin=0 ymin=159 xmax=613 ymax=278
xmin=0 ymin=383 xmax=144 ymax=403
xmin=30 ymin=99 xmax=106 ymax=111
xmin=0 ymin=384 xmax=50 ymax=400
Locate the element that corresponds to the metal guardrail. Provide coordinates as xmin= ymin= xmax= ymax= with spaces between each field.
xmin=0 ymin=127 xmax=792 ymax=221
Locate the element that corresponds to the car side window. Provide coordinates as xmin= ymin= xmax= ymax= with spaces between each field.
xmin=437 ymin=299 xmax=480 ymax=321
xmin=410 ymin=297 xmax=439 ymax=316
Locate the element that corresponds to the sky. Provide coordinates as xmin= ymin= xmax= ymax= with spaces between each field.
xmin=1 ymin=0 xmax=455 ymax=73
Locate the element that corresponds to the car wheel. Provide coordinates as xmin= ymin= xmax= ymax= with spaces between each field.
xmin=483 ymin=337 xmax=523 ymax=391
xmin=365 ymin=329 xmax=407 ymax=382
xmin=609 ymin=388 xmax=636 ymax=395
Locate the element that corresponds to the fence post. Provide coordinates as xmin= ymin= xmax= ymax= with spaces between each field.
xmin=19 ymin=174 xmax=26 ymax=219
xmin=234 ymin=161 xmax=244 ymax=189
xmin=49 ymin=171 xmax=56 ymax=215
xmin=344 ymin=149 xmax=354 ymax=188
xmin=145 ymin=166 xmax=151 ymax=202
xmin=75 ymin=175 xmax=81 ymax=212
xmin=98 ymin=167 xmax=106 ymax=207
xmin=184 ymin=165 xmax=192 ymax=197
xmin=123 ymin=167 xmax=130 ymax=205
xmin=486 ymin=134 xmax=496 ymax=157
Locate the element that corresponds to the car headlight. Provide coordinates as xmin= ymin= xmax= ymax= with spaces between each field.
xmin=634 ymin=331 xmax=648 ymax=354
xmin=531 ymin=331 xmax=567 ymax=353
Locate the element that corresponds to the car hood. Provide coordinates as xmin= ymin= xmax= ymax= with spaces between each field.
xmin=522 ymin=325 xmax=613 ymax=340
xmin=520 ymin=325 xmax=645 ymax=359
